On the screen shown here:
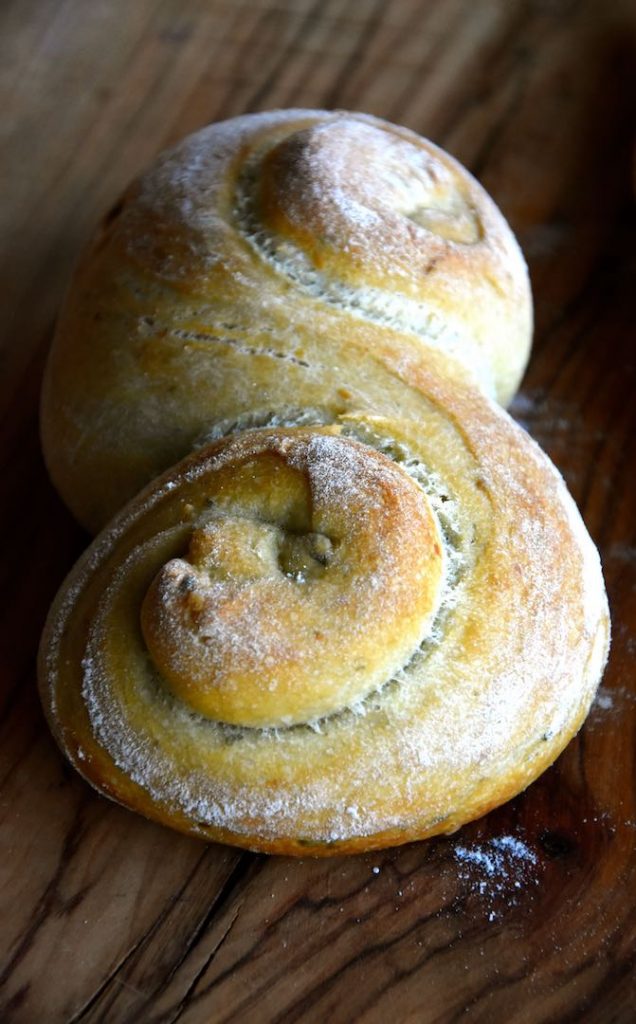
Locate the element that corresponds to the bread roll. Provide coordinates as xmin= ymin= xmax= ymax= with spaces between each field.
xmin=41 ymin=109 xmax=532 ymax=533
xmin=39 ymin=376 xmax=609 ymax=855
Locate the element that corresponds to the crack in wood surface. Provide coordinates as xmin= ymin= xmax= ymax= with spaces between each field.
xmin=166 ymin=904 xmax=243 ymax=1024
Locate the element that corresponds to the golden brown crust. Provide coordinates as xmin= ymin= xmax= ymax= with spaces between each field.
xmin=38 ymin=386 xmax=609 ymax=856
xmin=138 ymin=431 xmax=444 ymax=727
xmin=41 ymin=109 xmax=532 ymax=533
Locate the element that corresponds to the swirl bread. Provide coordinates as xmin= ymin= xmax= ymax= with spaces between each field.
xmin=38 ymin=111 xmax=608 ymax=856
xmin=41 ymin=109 xmax=532 ymax=534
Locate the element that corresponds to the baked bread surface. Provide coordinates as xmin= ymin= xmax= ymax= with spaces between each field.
xmin=39 ymin=372 xmax=609 ymax=856
xmin=41 ymin=109 xmax=532 ymax=533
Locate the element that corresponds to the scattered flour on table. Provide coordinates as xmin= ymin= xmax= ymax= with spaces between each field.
xmin=453 ymin=834 xmax=539 ymax=922
xmin=594 ymin=689 xmax=614 ymax=711
xmin=587 ymin=685 xmax=636 ymax=730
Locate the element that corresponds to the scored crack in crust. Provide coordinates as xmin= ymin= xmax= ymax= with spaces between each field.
xmin=38 ymin=395 xmax=610 ymax=856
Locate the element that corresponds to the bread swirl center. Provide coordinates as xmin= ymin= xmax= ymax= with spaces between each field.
xmin=140 ymin=431 xmax=444 ymax=727
xmin=255 ymin=118 xmax=482 ymax=296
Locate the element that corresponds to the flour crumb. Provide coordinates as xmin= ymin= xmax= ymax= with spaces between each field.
xmin=453 ymin=833 xmax=539 ymax=921
xmin=594 ymin=688 xmax=614 ymax=711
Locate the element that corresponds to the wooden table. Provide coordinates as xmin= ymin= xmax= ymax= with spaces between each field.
xmin=2 ymin=1 xmax=635 ymax=1020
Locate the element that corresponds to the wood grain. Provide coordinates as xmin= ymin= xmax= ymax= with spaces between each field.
xmin=1 ymin=0 xmax=635 ymax=1021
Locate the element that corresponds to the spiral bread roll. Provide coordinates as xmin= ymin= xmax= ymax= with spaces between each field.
xmin=39 ymin=110 xmax=609 ymax=856
xmin=39 ymin=398 xmax=609 ymax=855
xmin=41 ymin=109 xmax=532 ymax=533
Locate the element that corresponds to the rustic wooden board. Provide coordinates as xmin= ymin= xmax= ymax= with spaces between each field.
xmin=1 ymin=1 xmax=635 ymax=1020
